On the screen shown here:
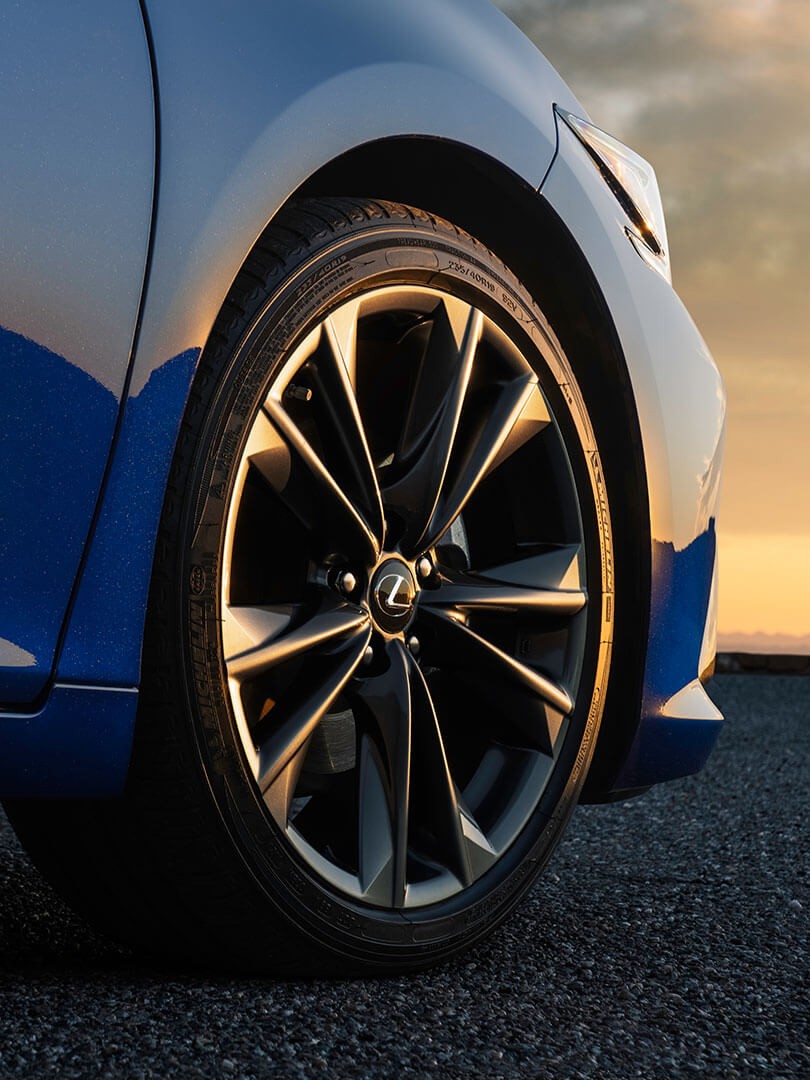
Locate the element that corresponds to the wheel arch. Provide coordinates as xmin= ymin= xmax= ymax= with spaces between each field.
xmin=50 ymin=136 xmax=648 ymax=800
xmin=296 ymin=137 xmax=652 ymax=800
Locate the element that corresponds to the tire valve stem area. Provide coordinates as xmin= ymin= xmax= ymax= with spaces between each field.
xmin=284 ymin=383 xmax=313 ymax=403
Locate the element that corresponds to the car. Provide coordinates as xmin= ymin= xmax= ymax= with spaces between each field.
xmin=0 ymin=0 xmax=725 ymax=975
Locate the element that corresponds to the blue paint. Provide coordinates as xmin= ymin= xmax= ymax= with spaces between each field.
xmin=0 ymin=345 xmax=198 ymax=796
xmin=617 ymin=714 xmax=722 ymax=790
xmin=0 ymin=684 xmax=138 ymax=797
xmin=616 ymin=521 xmax=721 ymax=788
xmin=0 ymin=327 xmax=117 ymax=703
xmin=58 ymin=348 xmax=200 ymax=688
xmin=0 ymin=0 xmax=154 ymax=703
xmin=645 ymin=521 xmax=717 ymax=703
xmin=0 ymin=0 xmax=724 ymax=798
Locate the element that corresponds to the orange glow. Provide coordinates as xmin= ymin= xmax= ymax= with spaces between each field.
xmin=718 ymin=532 xmax=810 ymax=651
xmin=498 ymin=0 xmax=810 ymax=652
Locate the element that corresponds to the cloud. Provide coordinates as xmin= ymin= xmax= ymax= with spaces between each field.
xmin=497 ymin=0 xmax=810 ymax=540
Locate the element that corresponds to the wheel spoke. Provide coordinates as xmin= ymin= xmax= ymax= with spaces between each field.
xmin=420 ymin=377 xmax=551 ymax=552
xmin=305 ymin=308 xmax=385 ymax=545
xmin=262 ymin=738 xmax=311 ymax=829
xmin=225 ymin=600 xmax=369 ymax=684
xmin=420 ymin=574 xmax=585 ymax=620
xmin=446 ymin=667 xmax=568 ymax=758
xmin=421 ymin=608 xmax=573 ymax=716
xmin=395 ymin=296 xmax=478 ymax=460
xmin=407 ymin=657 xmax=473 ymax=888
xmin=384 ymin=301 xmax=483 ymax=551
xmin=239 ymin=407 xmax=292 ymax=494
xmin=457 ymin=794 xmax=499 ymax=879
xmin=221 ymin=603 xmax=294 ymax=673
xmin=477 ymin=545 xmax=584 ymax=592
xmin=256 ymin=625 xmax=372 ymax=794
xmin=354 ymin=640 xmax=412 ymax=905
xmin=258 ymin=396 xmax=379 ymax=563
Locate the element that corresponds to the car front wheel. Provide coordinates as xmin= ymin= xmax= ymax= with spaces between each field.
xmin=6 ymin=198 xmax=613 ymax=974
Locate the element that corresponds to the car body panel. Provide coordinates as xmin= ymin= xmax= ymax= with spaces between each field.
xmin=0 ymin=0 xmax=724 ymax=797
xmin=0 ymin=685 xmax=137 ymax=798
xmin=541 ymin=117 xmax=726 ymax=788
xmin=59 ymin=0 xmax=582 ymax=691
xmin=0 ymin=1 xmax=154 ymax=704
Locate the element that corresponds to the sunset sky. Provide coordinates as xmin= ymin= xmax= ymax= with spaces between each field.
xmin=497 ymin=0 xmax=810 ymax=652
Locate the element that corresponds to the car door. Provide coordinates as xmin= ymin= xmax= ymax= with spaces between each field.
xmin=0 ymin=1 xmax=154 ymax=703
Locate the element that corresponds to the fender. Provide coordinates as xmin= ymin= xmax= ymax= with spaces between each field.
xmin=542 ymin=117 xmax=726 ymax=791
xmin=57 ymin=0 xmax=582 ymax=693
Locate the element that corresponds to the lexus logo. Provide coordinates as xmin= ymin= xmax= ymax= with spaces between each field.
xmin=375 ymin=573 xmax=415 ymax=612
xmin=370 ymin=560 xmax=417 ymax=631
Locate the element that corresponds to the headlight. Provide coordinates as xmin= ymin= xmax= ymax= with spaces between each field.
xmin=555 ymin=107 xmax=671 ymax=283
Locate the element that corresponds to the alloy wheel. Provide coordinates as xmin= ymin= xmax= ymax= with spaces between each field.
xmin=220 ymin=285 xmax=590 ymax=909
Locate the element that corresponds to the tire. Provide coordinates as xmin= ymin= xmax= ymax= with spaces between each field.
xmin=6 ymin=198 xmax=613 ymax=975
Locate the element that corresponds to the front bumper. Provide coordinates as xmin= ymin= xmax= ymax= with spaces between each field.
xmin=542 ymin=114 xmax=726 ymax=790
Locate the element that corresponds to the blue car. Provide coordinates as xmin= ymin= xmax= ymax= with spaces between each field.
xmin=0 ymin=0 xmax=725 ymax=974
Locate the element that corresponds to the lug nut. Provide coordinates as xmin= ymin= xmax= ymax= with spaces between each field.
xmin=336 ymin=570 xmax=357 ymax=595
xmin=362 ymin=645 xmax=375 ymax=666
xmin=416 ymin=556 xmax=433 ymax=581
xmin=407 ymin=636 xmax=421 ymax=657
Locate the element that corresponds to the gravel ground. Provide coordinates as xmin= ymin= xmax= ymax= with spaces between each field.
xmin=0 ymin=674 xmax=807 ymax=1078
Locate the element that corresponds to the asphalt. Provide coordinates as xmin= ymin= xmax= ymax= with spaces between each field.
xmin=0 ymin=674 xmax=807 ymax=1079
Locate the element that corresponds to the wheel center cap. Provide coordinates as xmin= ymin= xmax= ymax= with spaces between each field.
xmin=370 ymin=559 xmax=417 ymax=633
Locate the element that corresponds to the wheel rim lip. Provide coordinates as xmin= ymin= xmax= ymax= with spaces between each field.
xmin=218 ymin=279 xmax=591 ymax=911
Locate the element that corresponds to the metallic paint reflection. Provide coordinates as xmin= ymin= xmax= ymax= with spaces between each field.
xmin=0 ymin=1 xmax=154 ymax=703
xmin=52 ymin=0 xmax=583 ymax=700
xmin=541 ymin=116 xmax=726 ymax=787
xmin=0 ymin=0 xmax=724 ymax=797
